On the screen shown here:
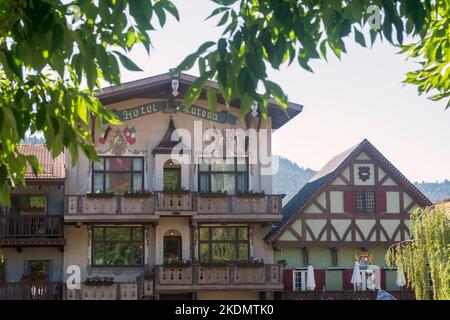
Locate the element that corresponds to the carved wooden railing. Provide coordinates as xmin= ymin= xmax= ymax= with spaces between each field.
xmin=197 ymin=195 xmax=283 ymax=215
xmin=155 ymin=264 xmax=283 ymax=287
xmin=0 ymin=282 xmax=62 ymax=300
xmin=65 ymin=195 xmax=155 ymax=215
xmin=65 ymin=282 xmax=139 ymax=300
xmin=155 ymin=192 xmax=195 ymax=212
xmin=281 ymin=290 xmax=416 ymax=300
xmin=0 ymin=215 xmax=63 ymax=240
xmin=65 ymin=193 xmax=283 ymax=215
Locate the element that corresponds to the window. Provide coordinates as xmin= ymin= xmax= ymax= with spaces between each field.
xmin=92 ymin=227 xmax=144 ymax=267
xmin=356 ymin=192 xmax=376 ymax=213
xmin=163 ymin=159 xmax=181 ymax=191
xmin=10 ymin=196 xmax=47 ymax=215
xmin=198 ymin=226 xmax=249 ymax=262
xmin=92 ymin=157 xmax=144 ymax=193
xmin=293 ymin=270 xmax=308 ymax=291
xmin=198 ymin=158 xmax=248 ymax=194
xmin=27 ymin=260 xmax=50 ymax=280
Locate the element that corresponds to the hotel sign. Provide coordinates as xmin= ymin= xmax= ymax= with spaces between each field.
xmin=112 ymin=100 xmax=237 ymax=125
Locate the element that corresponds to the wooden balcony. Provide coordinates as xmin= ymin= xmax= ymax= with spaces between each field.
xmin=0 ymin=215 xmax=64 ymax=247
xmin=65 ymin=282 xmax=140 ymax=300
xmin=0 ymin=282 xmax=62 ymax=300
xmin=65 ymin=193 xmax=284 ymax=223
xmin=279 ymin=290 xmax=416 ymax=300
xmin=64 ymin=195 xmax=158 ymax=224
xmin=195 ymin=194 xmax=283 ymax=222
xmin=155 ymin=192 xmax=195 ymax=214
xmin=155 ymin=263 xmax=283 ymax=292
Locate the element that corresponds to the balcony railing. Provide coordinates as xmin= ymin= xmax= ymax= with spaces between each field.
xmin=65 ymin=193 xmax=283 ymax=215
xmin=65 ymin=195 xmax=155 ymax=215
xmin=197 ymin=195 xmax=283 ymax=214
xmin=65 ymin=282 xmax=139 ymax=300
xmin=280 ymin=290 xmax=416 ymax=300
xmin=0 ymin=282 xmax=62 ymax=300
xmin=155 ymin=263 xmax=283 ymax=288
xmin=0 ymin=215 xmax=64 ymax=243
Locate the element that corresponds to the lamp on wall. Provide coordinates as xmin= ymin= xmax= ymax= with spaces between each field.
xmin=251 ymin=101 xmax=258 ymax=117
xmin=171 ymin=79 xmax=179 ymax=97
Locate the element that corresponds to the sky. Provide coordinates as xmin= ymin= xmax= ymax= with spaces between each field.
xmin=116 ymin=0 xmax=450 ymax=183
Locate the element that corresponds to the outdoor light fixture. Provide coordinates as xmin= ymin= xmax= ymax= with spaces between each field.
xmin=171 ymin=79 xmax=179 ymax=97
xmin=251 ymin=102 xmax=258 ymax=117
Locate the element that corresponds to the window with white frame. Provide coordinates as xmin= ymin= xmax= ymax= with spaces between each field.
xmin=293 ymin=270 xmax=308 ymax=291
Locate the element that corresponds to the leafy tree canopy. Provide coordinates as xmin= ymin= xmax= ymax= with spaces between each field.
xmin=0 ymin=0 xmax=448 ymax=204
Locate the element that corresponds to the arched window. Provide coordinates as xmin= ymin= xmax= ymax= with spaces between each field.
xmin=163 ymin=229 xmax=182 ymax=262
xmin=163 ymin=159 xmax=181 ymax=191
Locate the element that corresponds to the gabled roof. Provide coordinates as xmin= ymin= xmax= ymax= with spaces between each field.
xmin=265 ymin=139 xmax=432 ymax=243
xmin=152 ymin=116 xmax=187 ymax=154
xmin=96 ymin=72 xmax=303 ymax=130
xmin=17 ymin=144 xmax=65 ymax=184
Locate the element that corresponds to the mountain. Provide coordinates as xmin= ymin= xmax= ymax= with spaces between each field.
xmin=272 ymin=156 xmax=316 ymax=204
xmin=273 ymin=156 xmax=450 ymax=204
xmin=413 ymin=180 xmax=450 ymax=203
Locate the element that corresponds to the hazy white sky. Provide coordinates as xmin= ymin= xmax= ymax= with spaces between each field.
xmin=116 ymin=0 xmax=450 ymax=182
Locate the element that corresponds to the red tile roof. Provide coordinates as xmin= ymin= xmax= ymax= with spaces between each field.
xmin=17 ymin=144 xmax=65 ymax=184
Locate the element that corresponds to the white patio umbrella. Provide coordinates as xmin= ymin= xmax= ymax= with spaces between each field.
xmin=306 ymin=265 xmax=316 ymax=291
xmin=351 ymin=261 xmax=362 ymax=289
xmin=396 ymin=270 xmax=406 ymax=287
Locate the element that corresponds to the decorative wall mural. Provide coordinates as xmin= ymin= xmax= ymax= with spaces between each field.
xmin=358 ymin=166 xmax=371 ymax=182
xmin=109 ymin=128 xmax=128 ymax=156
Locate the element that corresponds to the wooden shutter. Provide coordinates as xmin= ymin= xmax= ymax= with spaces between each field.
xmin=376 ymin=191 xmax=387 ymax=213
xmin=342 ymin=269 xmax=354 ymax=290
xmin=283 ymin=269 xmax=293 ymax=291
xmin=344 ymin=191 xmax=356 ymax=213
xmin=314 ymin=269 xmax=326 ymax=291
xmin=380 ymin=269 xmax=387 ymax=289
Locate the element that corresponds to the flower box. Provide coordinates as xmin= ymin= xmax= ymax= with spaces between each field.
xmin=123 ymin=190 xmax=153 ymax=198
xmin=86 ymin=192 xmax=115 ymax=198
xmin=236 ymin=191 xmax=266 ymax=198
xmin=84 ymin=276 xmax=114 ymax=286
xmin=163 ymin=258 xmax=192 ymax=268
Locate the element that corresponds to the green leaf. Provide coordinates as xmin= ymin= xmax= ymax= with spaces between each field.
xmin=354 ymin=27 xmax=366 ymax=47
xmin=206 ymin=86 xmax=218 ymax=114
xmin=113 ymin=50 xmax=143 ymax=72
xmin=163 ymin=0 xmax=180 ymax=21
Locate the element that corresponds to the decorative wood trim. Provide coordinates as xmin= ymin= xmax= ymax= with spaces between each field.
xmin=312 ymin=200 xmax=327 ymax=213
xmin=287 ymin=226 xmax=302 ymax=241
xmin=353 ymin=160 xmax=374 ymax=164
xmin=349 ymin=164 xmax=354 ymax=184
xmin=325 ymin=191 xmax=331 ymax=211
xmin=338 ymin=174 xmax=351 ymax=186
xmin=328 ymin=185 xmax=402 ymax=192
xmin=404 ymin=201 xmax=417 ymax=213
xmin=376 ymin=174 xmax=390 ymax=187
xmin=303 ymin=247 xmax=309 ymax=266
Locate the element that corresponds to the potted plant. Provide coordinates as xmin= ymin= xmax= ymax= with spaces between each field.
xmin=123 ymin=189 xmax=153 ymax=198
xmin=198 ymin=190 xmax=229 ymax=198
xmin=199 ymin=259 xmax=229 ymax=268
xmin=236 ymin=257 xmax=265 ymax=268
xmin=277 ymin=259 xmax=288 ymax=267
xmin=20 ymin=271 xmax=49 ymax=282
xmin=163 ymin=258 xmax=192 ymax=268
xmin=162 ymin=187 xmax=191 ymax=194
xmin=84 ymin=276 xmax=114 ymax=286
xmin=86 ymin=191 xmax=115 ymax=198
xmin=236 ymin=190 xmax=266 ymax=198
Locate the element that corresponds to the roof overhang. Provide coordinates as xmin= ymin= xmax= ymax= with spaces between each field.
xmin=95 ymin=72 xmax=303 ymax=129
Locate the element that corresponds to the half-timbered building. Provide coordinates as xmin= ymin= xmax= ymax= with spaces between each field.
xmin=266 ymin=139 xmax=432 ymax=297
